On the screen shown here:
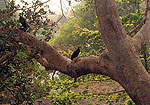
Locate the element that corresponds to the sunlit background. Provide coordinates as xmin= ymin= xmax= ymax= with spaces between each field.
xmin=15 ymin=0 xmax=78 ymax=14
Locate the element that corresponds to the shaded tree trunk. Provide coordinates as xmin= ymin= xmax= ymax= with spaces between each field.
xmin=0 ymin=0 xmax=150 ymax=105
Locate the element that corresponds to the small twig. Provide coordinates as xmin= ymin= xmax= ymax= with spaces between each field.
xmin=60 ymin=0 xmax=64 ymax=16
xmin=32 ymin=0 xmax=51 ymax=14
xmin=52 ymin=70 xmax=56 ymax=80
xmin=55 ymin=0 xmax=65 ymax=24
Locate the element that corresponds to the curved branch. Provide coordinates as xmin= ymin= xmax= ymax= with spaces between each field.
xmin=15 ymin=29 xmax=69 ymax=72
xmin=0 ymin=28 xmax=115 ymax=80
xmin=67 ymin=50 xmax=115 ymax=79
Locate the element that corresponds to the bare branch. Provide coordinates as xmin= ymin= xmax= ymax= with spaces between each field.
xmin=133 ymin=0 xmax=150 ymax=52
xmin=60 ymin=0 xmax=64 ymax=15
xmin=55 ymin=0 xmax=65 ymax=24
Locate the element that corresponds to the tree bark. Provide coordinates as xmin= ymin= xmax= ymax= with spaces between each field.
xmin=0 ymin=0 xmax=150 ymax=104
xmin=94 ymin=0 xmax=150 ymax=104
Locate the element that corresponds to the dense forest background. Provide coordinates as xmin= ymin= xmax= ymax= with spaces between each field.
xmin=0 ymin=0 xmax=149 ymax=104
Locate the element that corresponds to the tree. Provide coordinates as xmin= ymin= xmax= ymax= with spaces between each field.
xmin=0 ymin=0 xmax=54 ymax=104
xmin=1 ymin=0 xmax=150 ymax=105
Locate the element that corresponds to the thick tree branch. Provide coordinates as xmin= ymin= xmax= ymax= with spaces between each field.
xmin=133 ymin=0 xmax=150 ymax=52
xmin=94 ymin=1 xmax=150 ymax=104
xmin=0 ymin=28 xmax=115 ymax=80
xmin=94 ymin=0 xmax=127 ymax=52
xmin=14 ymin=29 xmax=69 ymax=72
xmin=67 ymin=51 xmax=115 ymax=79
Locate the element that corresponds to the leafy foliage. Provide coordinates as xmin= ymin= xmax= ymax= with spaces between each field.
xmin=49 ymin=0 xmax=104 ymax=57
xmin=0 ymin=0 xmax=54 ymax=104
xmin=44 ymin=73 xmax=132 ymax=105
xmin=0 ymin=0 xmax=54 ymax=41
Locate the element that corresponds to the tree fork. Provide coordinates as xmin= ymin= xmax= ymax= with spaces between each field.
xmin=95 ymin=0 xmax=150 ymax=104
xmin=0 ymin=0 xmax=150 ymax=104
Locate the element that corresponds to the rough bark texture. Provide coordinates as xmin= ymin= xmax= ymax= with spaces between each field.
xmin=94 ymin=0 xmax=150 ymax=105
xmin=0 ymin=0 xmax=150 ymax=104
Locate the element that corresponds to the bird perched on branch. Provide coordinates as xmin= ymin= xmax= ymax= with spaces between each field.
xmin=19 ymin=14 xmax=28 ymax=31
xmin=71 ymin=47 xmax=80 ymax=60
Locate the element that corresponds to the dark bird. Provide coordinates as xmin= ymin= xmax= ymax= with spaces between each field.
xmin=71 ymin=47 xmax=80 ymax=60
xmin=19 ymin=15 xmax=28 ymax=31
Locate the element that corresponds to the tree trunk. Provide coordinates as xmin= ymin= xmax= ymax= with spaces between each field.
xmin=94 ymin=0 xmax=150 ymax=104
